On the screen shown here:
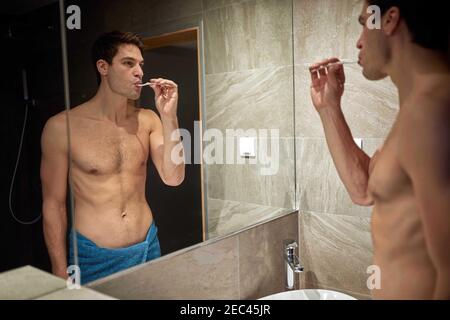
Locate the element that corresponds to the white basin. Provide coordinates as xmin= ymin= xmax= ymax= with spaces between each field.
xmin=259 ymin=289 xmax=357 ymax=300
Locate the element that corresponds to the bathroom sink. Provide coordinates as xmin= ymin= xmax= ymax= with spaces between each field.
xmin=259 ymin=289 xmax=357 ymax=300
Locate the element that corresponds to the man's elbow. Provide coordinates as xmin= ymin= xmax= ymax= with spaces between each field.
xmin=349 ymin=191 xmax=374 ymax=207
xmin=434 ymin=271 xmax=450 ymax=299
xmin=42 ymin=199 xmax=66 ymax=217
xmin=164 ymin=176 xmax=184 ymax=186
xmin=162 ymin=169 xmax=185 ymax=186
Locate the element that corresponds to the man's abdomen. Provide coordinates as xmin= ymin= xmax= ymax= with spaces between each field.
xmin=371 ymin=203 xmax=436 ymax=299
xmin=74 ymin=199 xmax=153 ymax=249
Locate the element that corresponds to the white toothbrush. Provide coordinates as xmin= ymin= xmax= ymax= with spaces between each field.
xmin=305 ymin=60 xmax=358 ymax=70
xmin=137 ymin=82 xmax=170 ymax=88
xmin=137 ymin=82 xmax=152 ymax=87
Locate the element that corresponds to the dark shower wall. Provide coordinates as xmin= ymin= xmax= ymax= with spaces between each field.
xmin=0 ymin=3 xmax=65 ymax=273
xmin=141 ymin=45 xmax=203 ymax=255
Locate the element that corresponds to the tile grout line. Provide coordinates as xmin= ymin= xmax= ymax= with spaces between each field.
xmin=298 ymin=209 xmax=372 ymax=220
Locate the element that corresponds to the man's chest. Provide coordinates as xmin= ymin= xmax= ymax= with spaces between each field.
xmin=70 ymin=121 xmax=150 ymax=175
xmin=368 ymin=130 xmax=412 ymax=202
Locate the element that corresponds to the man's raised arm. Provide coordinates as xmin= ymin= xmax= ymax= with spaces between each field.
xmin=310 ymin=58 xmax=374 ymax=206
xmin=148 ymin=78 xmax=185 ymax=186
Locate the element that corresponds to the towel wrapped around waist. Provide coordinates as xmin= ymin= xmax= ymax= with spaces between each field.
xmin=69 ymin=222 xmax=161 ymax=284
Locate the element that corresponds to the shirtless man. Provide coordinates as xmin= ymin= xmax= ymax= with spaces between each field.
xmin=40 ymin=31 xmax=185 ymax=284
xmin=309 ymin=1 xmax=449 ymax=299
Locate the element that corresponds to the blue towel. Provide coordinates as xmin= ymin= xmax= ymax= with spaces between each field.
xmin=69 ymin=222 xmax=161 ymax=284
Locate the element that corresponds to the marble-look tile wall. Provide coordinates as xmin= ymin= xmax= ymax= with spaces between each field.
xmin=203 ymin=0 xmax=296 ymax=210
xmin=293 ymin=0 xmax=398 ymax=297
xmin=87 ymin=212 xmax=298 ymax=299
xmin=207 ymin=198 xmax=290 ymax=238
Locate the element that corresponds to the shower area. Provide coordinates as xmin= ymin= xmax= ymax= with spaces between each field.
xmin=0 ymin=2 xmax=64 ymax=273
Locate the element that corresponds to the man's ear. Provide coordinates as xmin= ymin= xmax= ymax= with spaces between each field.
xmin=96 ymin=59 xmax=109 ymax=77
xmin=382 ymin=6 xmax=401 ymax=36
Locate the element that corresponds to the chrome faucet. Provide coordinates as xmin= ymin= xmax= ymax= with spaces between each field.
xmin=284 ymin=239 xmax=304 ymax=290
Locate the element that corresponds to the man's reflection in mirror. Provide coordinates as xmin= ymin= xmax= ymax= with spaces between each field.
xmin=40 ymin=31 xmax=185 ymax=284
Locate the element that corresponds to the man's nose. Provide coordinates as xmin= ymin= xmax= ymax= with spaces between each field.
xmin=356 ymin=35 xmax=363 ymax=50
xmin=134 ymin=65 xmax=144 ymax=78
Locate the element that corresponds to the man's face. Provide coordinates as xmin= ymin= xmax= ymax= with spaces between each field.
xmin=105 ymin=44 xmax=144 ymax=100
xmin=356 ymin=2 xmax=390 ymax=80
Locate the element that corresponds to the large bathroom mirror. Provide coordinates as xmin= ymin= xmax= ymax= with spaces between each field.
xmin=61 ymin=0 xmax=296 ymax=285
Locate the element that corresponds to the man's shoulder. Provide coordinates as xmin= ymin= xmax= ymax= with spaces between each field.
xmin=137 ymin=107 xmax=160 ymax=127
xmin=406 ymin=90 xmax=450 ymax=127
xmin=44 ymin=102 xmax=87 ymax=126
xmin=398 ymin=90 xmax=450 ymax=152
xmin=43 ymin=110 xmax=67 ymax=135
xmin=50 ymin=103 xmax=98 ymax=133
xmin=41 ymin=112 xmax=69 ymax=151
xmin=138 ymin=107 xmax=158 ymax=119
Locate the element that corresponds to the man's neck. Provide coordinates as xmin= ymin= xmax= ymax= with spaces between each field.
xmin=388 ymin=42 xmax=450 ymax=107
xmin=91 ymin=82 xmax=131 ymax=124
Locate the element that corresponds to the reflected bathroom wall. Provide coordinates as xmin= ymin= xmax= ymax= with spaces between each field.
xmin=203 ymin=0 xmax=296 ymax=237
xmin=0 ymin=2 xmax=67 ymax=273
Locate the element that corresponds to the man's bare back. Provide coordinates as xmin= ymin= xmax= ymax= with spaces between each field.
xmin=55 ymin=102 xmax=157 ymax=248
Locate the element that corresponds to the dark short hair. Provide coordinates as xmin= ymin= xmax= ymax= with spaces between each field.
xmin=367 ymin=0 xmax=449 ymax=53
xmin=92 ymin=30 xmax=144 ymax=85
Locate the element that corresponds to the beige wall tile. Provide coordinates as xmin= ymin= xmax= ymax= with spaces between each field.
xmin=205 ymin=66 xmax=294 ymax=137
xmin=239 ymin=212 xmax=299 ymax=299
xmin=293 ymin=0 xmax=361 ymax=63
xmin=207 ymin=198 xmax=290 ymax=238
xmin=295 ymin=65 xmax=398 ymax=138
xmin=207 ymin=137 xmax=295 ymax=208
xmin=296 ymin=138 xmax=372 ymax=217
xmin=298 ymin=211 xmax=373 ymax=296
xmin=204 ymin=0 xmax=292 ymax=74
